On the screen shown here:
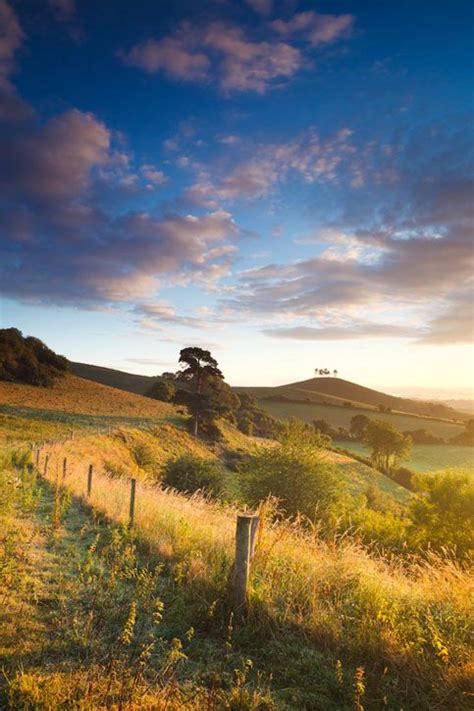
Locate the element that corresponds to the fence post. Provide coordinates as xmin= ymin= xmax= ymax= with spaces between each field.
xmin=129 ymin=478 xmax=137 ymax=527
xmin=35 ymin=448 xmax=40 ymax=467
xmin=87 ymin=464 xmax=93 ymax=498
xmin=233 ymin=514 xmax=255 ymax=618
xmin=62 ymin=457 xmax=67 ymax=485
xmin=44 ymin=454 xmax=49 ymax=476
xmin=249 ymin=515 xmax=260 ymax=562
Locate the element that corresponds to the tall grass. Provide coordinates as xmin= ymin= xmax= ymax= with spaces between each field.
xmin=33 ymin=442 xmax=473 ymax=709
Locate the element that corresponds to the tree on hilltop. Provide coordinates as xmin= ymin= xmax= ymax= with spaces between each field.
xmin=176 ymin=347 xmax=225 ymax=437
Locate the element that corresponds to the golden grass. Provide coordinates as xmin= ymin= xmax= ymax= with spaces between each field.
xmin=0 ymin=374 xmax=176 ymax=417
xmin=36 ymin=439 xmax=473 ymax=700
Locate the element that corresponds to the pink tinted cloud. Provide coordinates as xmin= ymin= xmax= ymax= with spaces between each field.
xmin=272 ymin=11 xmax=354 ymax=46
xmin=1 ymin=109 xmax=110 ymax=202
xmin=122 ymin=21 xmax=302 ymax=94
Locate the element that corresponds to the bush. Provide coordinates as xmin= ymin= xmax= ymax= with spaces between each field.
xmin=239 ymin=421 xmax=343 ymax=525
xmin=146 ymin=380 xmax=176 ymax=402
xmin=391 ymin=466 xmax=415 ymax=490
xmin=408 ymin=470 xmax=474 ymax=559
xmin=162 ymin=456 xmax=226 ymax=497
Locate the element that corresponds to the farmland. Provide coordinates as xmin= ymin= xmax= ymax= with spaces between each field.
xmin=339 ymin=439 xmax=474 ymax=474
xmin=255 ymin=398 xmax=465 ymax=440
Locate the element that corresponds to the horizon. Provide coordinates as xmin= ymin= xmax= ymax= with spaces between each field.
xmin=1 ymin=0 xmax=473 ymax=395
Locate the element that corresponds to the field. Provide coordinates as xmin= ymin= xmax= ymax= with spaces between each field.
xmin=256 ymin=398 xmax=464 ymax=440
xmin=1 ymin=444 xmax=472 ymax=709
xmin=339 ymin=440 xmax=474 ymax=474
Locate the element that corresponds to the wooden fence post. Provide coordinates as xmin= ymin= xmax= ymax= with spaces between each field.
xmin=87 ymin=464 xmax=93 ymax=498
xmin=233 ymin=514 xmax=254 ymax=618
xmin=129 ymin=478 xmax=137 ymax=527
xmin=62 ymin=457 xmax=67 ymax=485
xmin=35 ymin=448 xmax=40 ymax=467
xmin=44 ymin=454 xmax=49 ymax=476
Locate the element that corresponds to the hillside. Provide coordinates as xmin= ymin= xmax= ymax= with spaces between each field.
xmin=70 ymin=361 xmax=155 ymax=395
xmin=0 ymin=373 xmax=175 ymax=418
xmin=71 ymin=362 xmax=468 ymax=423
xmin=237 ymin=377 xmax=467 ymax=421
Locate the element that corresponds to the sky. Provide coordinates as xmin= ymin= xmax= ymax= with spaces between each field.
xmin=0 ymin=0 xmax=473 ymax=394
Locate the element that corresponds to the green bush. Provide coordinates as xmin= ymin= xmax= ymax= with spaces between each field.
xmin=408 ymin=469 xmax=474 ymax=559
xmin=146 ymin=380 xmax=176 ymax=402
xmin=239 ymin=421 xmax=343 ymax=525
xmin=162 ymin=455 xmax=226 ymax=497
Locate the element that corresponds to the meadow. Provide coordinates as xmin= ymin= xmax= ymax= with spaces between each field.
xmin=339 ymin=440 xmax=474 ymax=474
xmin=1 ymin=443 xmax=472 ymax=710
xmin=257 ymin=399 xmax=464 ymax=440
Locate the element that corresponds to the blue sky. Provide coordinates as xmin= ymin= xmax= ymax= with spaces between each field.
xmin=1 ymin=0 xmax=473 ymax=393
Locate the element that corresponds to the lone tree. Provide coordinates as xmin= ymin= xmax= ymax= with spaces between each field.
xmin=350 ymin=414 xmax=371 ymax=440
xmin=177 ymin=347 xmax=224 ymax=436
xmin=363 ymin=419 xmax=412 ymax=474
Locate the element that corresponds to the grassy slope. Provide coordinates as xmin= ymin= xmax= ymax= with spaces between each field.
xmin=0 ymin=374 xmax=411 ymax=504
xmin=1 ymin=450 xmax=471 ymax=709
xmin=70 ymin=361 xmax=155 ymax=395
xmin=0 ymin=374 xmax=176 ymax=418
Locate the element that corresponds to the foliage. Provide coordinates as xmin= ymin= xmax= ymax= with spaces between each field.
xmin=146 ymin=379 xmax=176 ymax=402
xmin=450 ymin=418 xmax=474 ymax=445
xmin=404 ymin=428 xmax=445 ymax=444
xmin=162 ymin=455 xmax=226 ymax=497
xmin=0 ymin=328 xmax=68 ymax=387
xmin=363 ymin=419 xmax=412 ymax=473
xmin=408 ymin=470 xmax=474 ymax=558
xmin=391 ymin=466 xmax=415 ymax=490
xmin=350 ymin=414 xmax=371 ymax=439
xmin=239 ymin=420 xmax=343 ymax=524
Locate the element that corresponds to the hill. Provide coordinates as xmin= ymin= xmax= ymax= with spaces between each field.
xmin=236 ymin=376 xmax=467 ymax=421
xmin=70 ymin=361 xmax=155 ymax=395
xmin=0 ymin=373 xmax=175 ymax=418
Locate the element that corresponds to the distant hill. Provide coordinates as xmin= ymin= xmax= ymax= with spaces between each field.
xmin=236 ymin=376 xmax=468 ymax=422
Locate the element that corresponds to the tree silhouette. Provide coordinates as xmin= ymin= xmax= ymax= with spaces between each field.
xmin=333 ymin=369 xmax=338 ymax=377
xmin=177 ymin=347 xmax=224 ymax=436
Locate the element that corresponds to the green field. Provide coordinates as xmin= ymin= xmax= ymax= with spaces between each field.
xmin=338 ymin=440 xmax=474 ymax=474
xmin=258 ymin=399 xmax=464 ymax=440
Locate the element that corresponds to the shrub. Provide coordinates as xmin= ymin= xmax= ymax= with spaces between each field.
xmin=146 ymin=380 xmax=176 ymax=402
xmin=408 ymin=470 xmax=474 ymax=559
xmin=162 ymin=455 xmax=226 ymax=497
xmin=239 ymin=422 xmax=343 ymax=525
xmin=363 ymin=419 xmax=412 ymax=473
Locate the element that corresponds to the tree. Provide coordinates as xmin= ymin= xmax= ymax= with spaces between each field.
xmin=333 ymin=369 xmax=338 ymax=377
xmin=0 ymin=328 xmax=68 ymax=386
xmin=350 ymin=414 xmax=371 ymax=440
xmin=450 ymin=419 xmax=474 ymax=445
xmin=363 ymin=419 xmax=412 ymax=474
xmin=408 ymin=470 xmax=474 ymax=559
xmin=146 ymin=379 xmax=176 ymax=402
xmin=177 ymin=347 xmax=224 ymax=436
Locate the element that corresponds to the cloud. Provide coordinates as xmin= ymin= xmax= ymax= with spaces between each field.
xmin=221 ymin=122 xmax=474 ymax=344
xmin=122 ymin=32 xmax=210 ymax=82
xmin=0 ymin=0 xmax=31 ymax=120
xmin=245 ymin=0 xmax=273 ymax=16
xmin=263 ymin=322 xmax=418 ymax=341
xmin=124 ymin=357 xmax=176 ymax=367
xmin=272 ymin=11 xmax=354 ymax=46
xmin=134 ymin=302 xmax=208 ymax=329
xmin=1 ymin=109 xmax=111 ymax=203
xmin=186 ymin=128 xmax=354 ymax=204
xmin=49 ymin=0 xmax=83 ymax=41
xmin=122 ymin=20 xmax=303 ymax=94
xmin=140 ymin=164 xmax=168 ymax=186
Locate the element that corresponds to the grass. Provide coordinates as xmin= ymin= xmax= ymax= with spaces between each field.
xmin=0 ymin=374 xmax=176 ymax=418
xmin=339 ymin=440 xmax=474 ymax=474
xmin=1 ymin=442 xmax=472 ymax=709
xmin=257 ymin=399 xmax=464 ymax=440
